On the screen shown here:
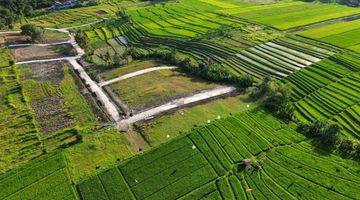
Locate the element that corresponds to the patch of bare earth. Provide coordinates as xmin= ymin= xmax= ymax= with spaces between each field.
xmin=32 ymin=97 xmax=75 ymax=134
xmin=28 ymin=61 xmax=64 ymax=84
xmin=10 ymin=43 xmax=75 ymax=62
xmin=0 ymin=33 xmax=29 ymax=45
xmin=25 ymin=61 xmax=75 ymax=134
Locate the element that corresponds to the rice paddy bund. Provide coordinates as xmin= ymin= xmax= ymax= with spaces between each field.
xmin=1 ymin=0 xmax=360 ymax=199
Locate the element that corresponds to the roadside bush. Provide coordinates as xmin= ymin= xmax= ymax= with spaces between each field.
xmin=127 ymin=46 xmax=254 ymax=88
xmin=75 ymin=30 xmax=87 ymax=49
xmin=250 ymin=76 xmax=293 ymax=121
xmin=250 ymin=76 xmax=271 ymax=99
xmin=339 ymin=139 xmax=354 ymax=157
xmin=298 ymin=121 xmax=340 ymax=147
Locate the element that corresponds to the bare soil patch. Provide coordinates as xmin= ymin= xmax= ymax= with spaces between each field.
xmin=11 ymin=43 xmax=76 ymax=62
xmin=22 ymin=61 xmax=76 ymax=134
xmin=26 ymin=61 xmax=64 ymax=84
xmin=0 ymin=30 xmax=69 ymax=45
xmin=0 ymin=33 xmax=29 ymax=45
xmin=96 ymin=10 xmax=108 ymax=15
xmin=32 ymin=97 xmax=75 ymax=134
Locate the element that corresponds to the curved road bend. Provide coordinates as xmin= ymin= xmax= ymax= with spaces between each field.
xmin=99 ymin=66 xmax=177 ymax=87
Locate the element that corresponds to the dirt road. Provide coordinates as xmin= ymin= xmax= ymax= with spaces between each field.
xmin=69 ymin=59 xmax=121 ymax=121
xmin=99 ymin=66 xmax=177 ymax=87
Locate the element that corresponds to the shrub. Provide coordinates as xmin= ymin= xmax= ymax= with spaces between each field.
xmin=298 ymin=121 xmax=340 ymax=146
xmin=20 ymin=24 xmax=43 ymax=42
xmin=339 ymin=139 xmax=354 ymax=157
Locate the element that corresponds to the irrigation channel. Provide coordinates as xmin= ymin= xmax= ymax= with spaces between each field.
xmin=7 ymin=24 xmax=238 ymax=130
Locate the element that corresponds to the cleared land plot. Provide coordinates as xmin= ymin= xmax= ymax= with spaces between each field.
xmin=283 ymin=53 xmax=360 ymax=139
xmin=106 ymin=68 xmax=218 ymax=111
xmin=0 ymin=30 xmax=69 ymax=45
xmin=19 ymin=61 xmax=97 ymax=135
xmin=137 ymin=94 xmax=254 ymax=146
xmin=77 ymin=109 xmax=360 ymax=200
xmin=0 ymin=153 xmax=77 ymax=200
xmin=0 ymin=32 xmax=28 ymax=45
xmin=299 ymin=19 xmax=360 ymax=53
xmin=10 ymin=43 xmax=76 ymax=62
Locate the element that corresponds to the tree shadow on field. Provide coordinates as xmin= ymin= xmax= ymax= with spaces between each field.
xmin=307 ymin=139 xmax=336 ymax=157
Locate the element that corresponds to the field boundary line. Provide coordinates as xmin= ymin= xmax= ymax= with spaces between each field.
xmin=140 ymin=164 xmax=215 ymax=200
xmin=187 ymin=134 xmax=223 ymax=177
xmin=116 ymin=167 xmax=137 ymax=200
xmin=260 ymin=168 xmax=298 ymax=200
xmin=125 ymin=149 xmax=203 ymax=187
xmin=97 ymin=175 xmax=111 ymax=200
xmin=288 ymin=13 xmax=360 ymax=33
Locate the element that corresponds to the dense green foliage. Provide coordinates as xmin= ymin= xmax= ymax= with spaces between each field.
xmin=20 ymin=24 xmax=44 ymax=42
xmin=0 ymin=0 xmax=54 ymax=28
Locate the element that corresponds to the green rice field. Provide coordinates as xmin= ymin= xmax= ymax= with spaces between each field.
xmin=76 ymin=110 xmax=360 ymax=200
xmin=299 ymin=19 xmax=360 ymax=53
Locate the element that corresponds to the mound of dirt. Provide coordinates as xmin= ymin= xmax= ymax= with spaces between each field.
xmin=96 ymin=10 xmax=107 ymax=15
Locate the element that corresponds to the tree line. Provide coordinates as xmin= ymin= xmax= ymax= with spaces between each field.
xmin=0 ymin=0 xmax=55 ymax=28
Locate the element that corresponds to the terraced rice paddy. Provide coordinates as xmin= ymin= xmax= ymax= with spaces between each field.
xmin=283 ymin=53 xmax=360 ymax=139
xmin=299 ymin=19 xmax=360 ymax=53
xmin=77 ymin=110 xmax=360 ymax=200
xmin=86 ymin=18 xmax=335 ymax=79
xmin=26 ymin=4 xmax=117 ymax=28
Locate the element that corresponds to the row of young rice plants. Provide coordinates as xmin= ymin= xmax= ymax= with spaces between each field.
xmin=0 ymin=153 xmax=77 ymax=200
xmin=283 ymin=53 xmax=360 ymax=139
xmin=232 ymin=36 xmax=334 ymax=79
